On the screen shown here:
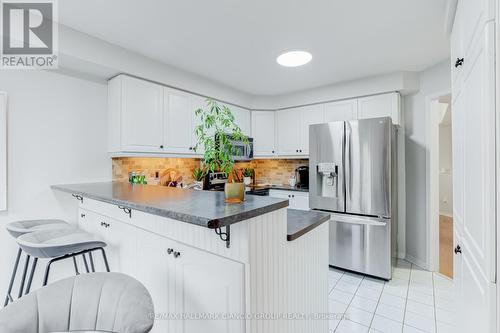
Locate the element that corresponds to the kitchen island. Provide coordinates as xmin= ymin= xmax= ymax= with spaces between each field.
xmin=52 ymin=182 xmax=329 ymax=333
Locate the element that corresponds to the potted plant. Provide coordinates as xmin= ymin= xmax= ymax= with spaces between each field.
xmin=192 ymin=167 xmax=206 ymax=189
xmin=194 ymin=99 xmax=249 ymax=203
xmin=242 ymin=168 xmax=253 ymax=186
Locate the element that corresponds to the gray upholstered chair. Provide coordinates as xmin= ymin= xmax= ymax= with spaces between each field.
xmin=0 ymin=272 xmax=155 ymax=333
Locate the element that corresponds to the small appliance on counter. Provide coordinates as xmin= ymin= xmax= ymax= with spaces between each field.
xmin=295 ymin=166 xmax=309 ymax=189
xmin=205 ymin=172 xmax=228 ymax=191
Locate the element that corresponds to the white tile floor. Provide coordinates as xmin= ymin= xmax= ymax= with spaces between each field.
xmin=328 ymin=260 xmax=456 ymax=333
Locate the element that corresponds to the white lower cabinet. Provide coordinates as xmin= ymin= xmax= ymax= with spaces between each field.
xmin=79 ymin=207 xmax=244 ymax=333
xmin=269 ymin=190 xmax=309 ymax=211
xmin=79 ymin=209 xmax=137 ymax=276
xmin=176 ymin=242 xmax=244 ymax=333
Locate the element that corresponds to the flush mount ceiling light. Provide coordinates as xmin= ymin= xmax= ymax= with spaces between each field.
xmin=276 ymin=50 xmax=312 ymax=67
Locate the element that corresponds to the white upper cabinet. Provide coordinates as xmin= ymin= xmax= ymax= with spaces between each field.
xmin=357 ymin=93 xmax=401 ymax=125
xmin=276 ymin=108 xmax=301 ymax=156
xmin=109 ymin=75 xmax=164 ymax=152
xmin=252 ymin=111 xmax=276 ymax=157
xmin=164 ymin=88 xmax=195 ymax=154
xmin=298 ymin=104 xmax=325 ymax=155
xmin=324 ymin=99 xmax=358 ymax=122
xmin=276 ymin=105 xmax=323 ymax=156
xmin=230 ymin=105 xmax=251 ymax=137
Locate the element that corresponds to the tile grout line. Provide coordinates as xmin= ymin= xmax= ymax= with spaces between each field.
xmin=399 ymin=262 xmax=413 ymax=333
xmin=367 ymin=275 xmax=387 ymax=331
xmin=432 ymin=272 xmax=438 ymax=333
xmin=333 ymin=273 xmax=372 ymax=332
xmin=328 ymin=270 xmax=345 ymax=332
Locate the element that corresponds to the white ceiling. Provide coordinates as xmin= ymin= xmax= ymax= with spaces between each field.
xmin=59 ymin=0 xmax=450 ymax=96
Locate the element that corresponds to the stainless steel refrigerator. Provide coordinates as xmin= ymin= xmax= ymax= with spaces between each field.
xmin=309 ymin=117 xmax=397 ymax=280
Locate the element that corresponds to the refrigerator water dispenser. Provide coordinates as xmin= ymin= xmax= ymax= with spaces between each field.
xmin=316 ymin=162 xmax=338 ymax=198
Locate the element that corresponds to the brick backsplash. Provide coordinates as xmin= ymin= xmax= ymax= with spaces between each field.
xmin=112 ymin=157 xmax=309 ymax=185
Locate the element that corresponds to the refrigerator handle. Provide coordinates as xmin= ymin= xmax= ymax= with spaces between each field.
xmin=344 ymin=122 xmax=352 ymax=202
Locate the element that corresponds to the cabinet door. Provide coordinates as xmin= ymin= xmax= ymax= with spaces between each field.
xmin=299 ymin=105 xmax=324 ymax=155
xmin=78 ymin=210 xmax=137 ymax=276
xmin=165 ymin=88 xmax=194 ymax=154
xmin=121 ymin=76 xmax=164 ymax=152
xmin=231 ymin=105 xmax=251 ymax=137
xmin=252 ymin=111 xmax=276 ymax=156
xmin=324 ymin=99 xmax=358 ymax=122
xmin=358 ymin=93 xmax=400 ymax=125
xmin=454 ymin=23 xmax=496 ymax=333
xmin=451 ymin=1 xmax=464 ymax=89
xmin=276 ymin=109 xmax=300 ymax=156
xmin=175 ymin=243 xmax=245 ymax=333
xmin=190 ymin=95 xmax=208 ymax=155
xmin=136 ymin=231 xmax=177 ymax=333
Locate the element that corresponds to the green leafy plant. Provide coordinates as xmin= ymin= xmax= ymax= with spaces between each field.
xmin=194 ymin=99 xmax=249 ymax=182
xmin=242 ymin=168 xmax=253 ymax=177
xmin=192 ymin=167 xmax=206 ymax=181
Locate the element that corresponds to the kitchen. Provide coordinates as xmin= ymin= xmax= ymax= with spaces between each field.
xmin=0 ymin=1 xmax=497 ymax=333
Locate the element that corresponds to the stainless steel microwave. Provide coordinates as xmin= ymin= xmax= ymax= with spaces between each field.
xmin=227 ymin=134 xmax=253 ymax=161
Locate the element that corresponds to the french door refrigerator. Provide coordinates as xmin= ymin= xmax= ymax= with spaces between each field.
xmin=309 ymin=117 xmax=397 ymax=280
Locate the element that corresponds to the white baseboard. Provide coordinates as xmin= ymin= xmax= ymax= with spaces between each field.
xmin=405 ymin=254 xmax=429 ymax=270
xmin=439 ymin=212 xmax=453 ymax=218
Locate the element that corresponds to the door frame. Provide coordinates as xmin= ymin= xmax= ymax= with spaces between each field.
xmin=425 ymin=89 xmax=451 ymax=273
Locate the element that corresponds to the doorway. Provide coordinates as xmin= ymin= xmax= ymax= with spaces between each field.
xmin=437 ymin=97 xmax=453 ymax=278
xmin=427 ymin=92 xmax=453 ymax=278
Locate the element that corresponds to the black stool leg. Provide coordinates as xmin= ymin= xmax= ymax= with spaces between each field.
xmin=72 ymin=257 xmax=79 ymax=275
xmin=4 ymin=248 xmax=22 ymax=307
xmin=17 ymin=255 xmax=31 ymax=298
xmin=99 ymin=248 xmax=110 ymax=272
xmin=43 ymin=258 xmax=56 ymax=286
xmin=82 ymin=254 xmax=89 ymax=273
xmin=24 ymin=258 xmax=38 ymax=295
xmin=88 ymin=252 xmax=95 ymax=272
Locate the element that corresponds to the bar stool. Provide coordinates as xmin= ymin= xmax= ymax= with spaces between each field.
xmin=4 ymin=219 xmax=72 ymax=307
xmin=16 ymin=228 xmax=109 ymax=287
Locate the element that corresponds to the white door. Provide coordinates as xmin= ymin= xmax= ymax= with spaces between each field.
xmin=276 ymin=109 xmax=300 ymax=156
xmin=175 ymin=242 xmax=245 ymax=333
xmin=165 ymin=88 xmax=194 ymax=154
xmin=358 ymin=93 xmax=400 ymax=125
xmin=453 ymin=22 xmax=496 ymax=333
xmin=252 ymin=111 xmax=276 ymax=156
xmin=121 ymin=76 xmax=164 ymax=152
xmin=299 ymin=105 xmax=324 ymax=155
xmin=324 ymin=99 xmax=358 ymax=122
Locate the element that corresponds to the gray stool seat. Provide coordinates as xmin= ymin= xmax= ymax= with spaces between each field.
xmin=0 ymin=272 xmax=154 ymax=333
xmin=17 ymin=228 xmax=107 ymax=259
xmin=6 ymin=219 xmax=70 ymax=238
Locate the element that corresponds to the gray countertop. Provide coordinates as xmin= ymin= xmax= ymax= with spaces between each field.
xmin=287 ymin=209 xmax=330 ymax=241
xmin=52 ymin=182 xmax=288 ymax=229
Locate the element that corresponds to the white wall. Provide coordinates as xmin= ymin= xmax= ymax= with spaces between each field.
xmin=404 ymin=60 xmax=451 ymax=268
xmin=439 ymin=124 xmax=453 ymax=216
xmin=0 ymin=70 xmax=110 ymax=294
xmin=58 ymin=25 xmax=254 ymax=108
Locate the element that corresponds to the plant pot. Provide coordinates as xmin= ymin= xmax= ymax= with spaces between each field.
xmin=243 ymin=177 xmax=252 ymax=186
xmin=224 ymin=182 xmax=245 ymax=203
